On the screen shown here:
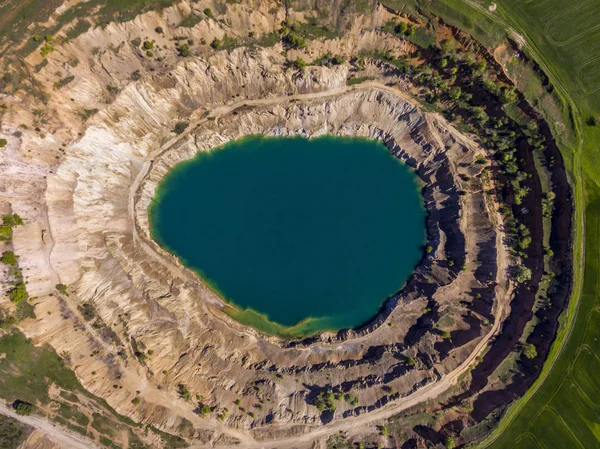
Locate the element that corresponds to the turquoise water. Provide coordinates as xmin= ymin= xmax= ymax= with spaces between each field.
xmin=149 ymin=135 xmax=426 ymax=335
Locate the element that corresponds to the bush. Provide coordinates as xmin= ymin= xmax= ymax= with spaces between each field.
xmin=426 ymin=245 xmax=433 ymax=253
xmin=444 ymin=436 xmax=456 ymax=449
xmin=522 ymin=342 xmax=537 ymax=359
xmin=194 ymin=403 xmax=211 ymax=416
xmin=142 ymin=40 xmax=153 ymax=50
xmin=586 ymin=116 xmax=597 ymax=127
xmin=294 ymin=57 xmax=306 ymax=70
xmin=177 ymin=44 xmax=190 ymax=57
xmin=1 ymin=251 xmax=17 ymax=265
xmin=155 ymin=27 xmax=163 ymax=34
xmin=177 ymin=384 xmax=191 ymax=401
xmin=516 ymin=265 xmax=532 ymax=283
xmin=203 ymin=8 xmax=213 ymax=17
xmin=283 ymin=32 xmax=306 ymax=49
xmin=53 ymin=76 xmax=75 ymax=90
xmin=380 ymin=426 xmax=388 ymax=437
xmin=172 ymin=122 xmax=189 ymax=134
xmin=0 ymin=138 xmax=7 ymax=148
xmin=314 ymin=391 xmax=336 ymax=412
xmin=210 ymin=38 xmax=222 ymax=50
xmin=8 ymin=282 xmax=27 ymax=304
xmin=344 ymin=393 xmax=358 ymax=405
xmin=131 ymin=397 xmax=141 ymax=406
xmin=56 ymin=284 xmax=68 ymax=294
xmin=12 ymin=400 xmax=34 ymax=416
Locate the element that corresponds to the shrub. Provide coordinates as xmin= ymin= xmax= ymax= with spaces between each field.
xmin=172 ymin=122 xmax=189 ymax=134
xmin=177 ymin=384 xmax=191 ymax=401
xmin=203 ymin=8 xmax=213 ymax=17
xmin=12 ymin=400 xmax=34 ymax=416
xmin=177 ymin=44 xmax=190 ymax=57
xmin=1 ymin=251 xmax=17 ymax=265
xmin=294 ymin=57 xmax=306 ymax=70
xmin=314 ymin=391 xmax=336 ymax=412
xmin=56 ymin=284 xmax=68 ymax=294
xmin=344 ymin=393 xmax=358 ymax=405
xmin=155 ymin=27 xmax=163 ymax=34
xmin=54 ymin=76 xmax=75 ymax=90
xmin=146 ymin=50 xmax=154 ymax=57
xmin=143 ymin=40 xmax=154 ymax=50
xmin=9 ymin=282 xmax=27 ymax=303
xmin=40 ymin=43 xmax=54 ymax=57
xmin=380 ymin=426 xmax=388 ymax=437
xmin=444 ymin=436 xmax=456 ymax=449
xmin=522 ymin=342 xmax=537 ymax=359
xmin=0 ymin=139 xmax=7 ymax=148
xmin=426 ymin=245 xmax=433 ymax=253
xmin=210 ymin=38 xmax=222 ymax=50
xmin=131 ymin=397 xmax=141 ymax=406
xmin=586 ymin=116 xmax=597 ymax=127
xmin=194 ymin=403 xmax=211 ymax=416
xmin=406 ymin=355 xmax=416 ymax=366
xmin=283 ymin=32 xmax=306 ymax=49
xmin=516 ymin=265 xmax=532 ymax=283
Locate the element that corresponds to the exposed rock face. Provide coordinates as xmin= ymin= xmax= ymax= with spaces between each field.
xmin=0 ymin=2 xmax=516 ymax=446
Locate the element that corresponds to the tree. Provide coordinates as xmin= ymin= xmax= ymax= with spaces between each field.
xmin=394 ymin=22 xmax=408 ymax=35
xmin=444 ymin=436 xmax=456 ymax=449
xmin=194 ymin=403 xmax=211 ymax=416
xmin=210 ymin=38 xmax=222 ymax=50
xmin=203 ymin=8 xmax=213 ymax=17
xmin=1 ymin=251 xmax=17 ymax=265
xmin=177 ymin=384 xmax=191 ymax=401
xmin=522 ymin=342 xmax=537 ymax=359
xmin=380 ymin=426 xmax=389 ymax=437
xmin=586 ymin=116 xmax=597 ymax=127
xmin=426 ymin=245 xmax=433 ymax=253
xmin=3 ymin=214 xmax=23 ymax=227
xmin=294 ymin=57 xmax=306 ymax=70
xmin=0 ymin=139 xmax=7 ymax=148
xmin=283 ymin=32 xmax=306 ymax=49
xmin=516 ymin=265 xmax=532 ymax=283
xmin=448 ymin=86 xmax=461 ymax=101
xmin=314 ymin=391 xmax=336 ymax=412
xmin=9 ymin=282 xmax=27 ymax=303
xmin=12 ymin=400 xmax=34 ymax=416
xmin=177 ymin=44 xmax=190 ymax=57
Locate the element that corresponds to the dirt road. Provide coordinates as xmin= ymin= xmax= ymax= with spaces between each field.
xmin=0 ymin=402 xmax=101 ymax=449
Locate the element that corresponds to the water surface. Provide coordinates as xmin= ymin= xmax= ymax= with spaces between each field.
xmin=149 ymin=135 xmax=426 ymax=336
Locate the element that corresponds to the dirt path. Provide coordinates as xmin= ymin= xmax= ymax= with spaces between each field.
xmin=0 ymin=402 xmax=101 ymax=449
